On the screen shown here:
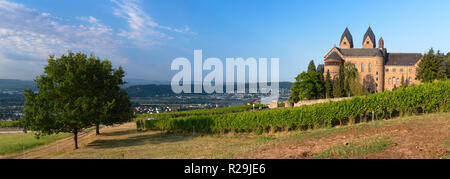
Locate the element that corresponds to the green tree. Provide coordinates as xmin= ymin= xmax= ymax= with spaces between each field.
xmin=307 ymin=60 xmax=316 ymax=73
xmin=349 ymin=78 xmax=364 ymax=96
xmin=290 ymin=60 xmax=326 ymax=102
xmin=343 ymin=62 xmax=360 ymax=97
xmin=401 ymin=75 xmax=406 ymax=87
xmin=318 ymin=69 xmax=326 ymax=99
xmin=332 ymin=64 xmax=345 ymax=98
xmin=333 ymin=76 xmax=343 ymax=98
xmin=324 ymin=70 xmax=333 ymax=98
xmin=290 ymin=71 xmax=325 ymax=102
xmin=416 ymin=48 xmax=446 ymax=83
xmin=446 ymin=53 xmax=450 ymax=79
xmin=88 ymin=59 xmax=134 ymax=135
xmin=289 ymin=81 xmax=301 ymax=103
xmin=22 ymin=51 xmax=134 ymax=149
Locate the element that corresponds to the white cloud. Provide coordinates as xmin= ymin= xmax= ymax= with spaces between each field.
xmin=0 ymin=0 xmax=195 ymax=80
xmin=77 ymin=16 xmax=99 ymax=24
xmin=111 ymin=0 xmax=192 ymax=46
xmin=0 ymin=0 xmax=127 ymax=79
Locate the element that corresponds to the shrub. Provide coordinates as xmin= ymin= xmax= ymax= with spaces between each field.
xmin=0 ymin=121 xmax=21 ymax=128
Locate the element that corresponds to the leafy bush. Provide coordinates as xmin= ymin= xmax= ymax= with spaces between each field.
xmin=136 ymin=120 xmax=143 ymax=131
xmin=0 ymin=121 xmax=21 ymax=128
xmin=138 ymin=81 xmax=450 ymax=134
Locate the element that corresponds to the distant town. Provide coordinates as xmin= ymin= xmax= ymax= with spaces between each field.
xmin=0 ymin=80 xmax=291 ymax=120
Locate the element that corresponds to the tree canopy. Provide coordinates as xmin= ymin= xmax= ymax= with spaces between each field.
xmin=307 ymin=60 xmax=317 ymax=73
xmin=343 ymin=62 xmax=363 ymax=96
xmin=446 ymin=53 xmax=450 ymax=79
xmin=22 ymin=51 xmax=134 ymax=149
xmin=289 ymin=60 xmax=325 ymax=103
xmin=324 ymin=70 xmax=333 ymax=98
xmin=416 ymin=48 xmax=446 ymax=83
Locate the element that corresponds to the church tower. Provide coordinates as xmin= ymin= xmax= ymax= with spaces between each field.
xmin=339 ymin=27 xmax=353 ymax=48
xmin=362 ymin=27 xmax=376 ymax=48
xmin=378 ymin=37 xmax=384 ymax=49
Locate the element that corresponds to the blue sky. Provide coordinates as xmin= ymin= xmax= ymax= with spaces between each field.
xmin=1 ymin=0 xmax=450 ymax=82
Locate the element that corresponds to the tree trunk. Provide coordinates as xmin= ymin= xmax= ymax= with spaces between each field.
xmin=349 ymin=118 xmax=354 ymax=125
xmin=96 ymin=123 xmax=100 ymax=135
xmin=74 ymin=129 xmax=78 ymax=150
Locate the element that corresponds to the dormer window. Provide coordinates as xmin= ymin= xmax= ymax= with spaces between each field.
xmin=366 ymin=41 xmax=369 ymax=44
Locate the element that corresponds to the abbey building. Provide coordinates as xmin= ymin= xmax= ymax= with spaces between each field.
xmin=323 ymin=27 xmax=422 ymax=92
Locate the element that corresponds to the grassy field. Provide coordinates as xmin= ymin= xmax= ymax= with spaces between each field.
xmin=312 ymin=135 xmax=397 ymax=159
xmin=0 ymin=132 xmax=71 ymax=155
xmin=1 ymin=113 xmax=448 ymax=159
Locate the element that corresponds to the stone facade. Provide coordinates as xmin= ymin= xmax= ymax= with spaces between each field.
xmin=323 ymin=27 xmax=422 ymax=92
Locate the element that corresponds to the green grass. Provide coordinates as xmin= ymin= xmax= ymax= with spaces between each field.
xmin=285 ymin=113 xmax=446 ymax=141
xmin=313 ymin=135 xmax=397 ymax=159
xmin=0 ymin=132 xmax=71 ymax=155
xmin=256 ymin=136 xmax=277 ymax=143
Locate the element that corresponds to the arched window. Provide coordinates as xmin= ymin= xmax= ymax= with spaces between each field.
xmin=408 ymin=78 xmax=412 ymax=84
xmin=388 ymin=79 xmax=391 ymax=84
xmin=393 ymin=78 xmax=396 ymax=85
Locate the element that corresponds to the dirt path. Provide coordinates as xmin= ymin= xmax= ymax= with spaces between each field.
xmin=0 ymin=129 xmax=23 ymax=134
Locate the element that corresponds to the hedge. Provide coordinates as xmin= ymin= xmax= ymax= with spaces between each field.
xmin=0 ymin=121 xmax=21 ymax=128
xmin=137 ymin=80 xmax=450 ymax=134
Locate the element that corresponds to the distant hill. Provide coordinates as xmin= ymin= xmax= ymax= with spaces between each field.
xmin=0 ymin=79 xmax=35 ymax=91
xmin=123 ymin=78 xmax=170 ymax=88
xmin=126 ymin=84 xmax=175 ymax=97
xmin=125 ymin=82 xmax=292 ymax=97
xmin=0 ymin=79 xmax=292 ymax=98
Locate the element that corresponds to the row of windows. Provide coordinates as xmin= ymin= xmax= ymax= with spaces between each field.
xmin=388 ymin=77 xmax=413 ymax=85
xmin=386 ymin=68 xmax=413 ymax=73
xmin=356 ymin=63 xmax=372 ymax=72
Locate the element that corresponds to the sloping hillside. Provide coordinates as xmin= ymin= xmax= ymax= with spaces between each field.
xmin=3 ymin=113 xmax=448 ymax=159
